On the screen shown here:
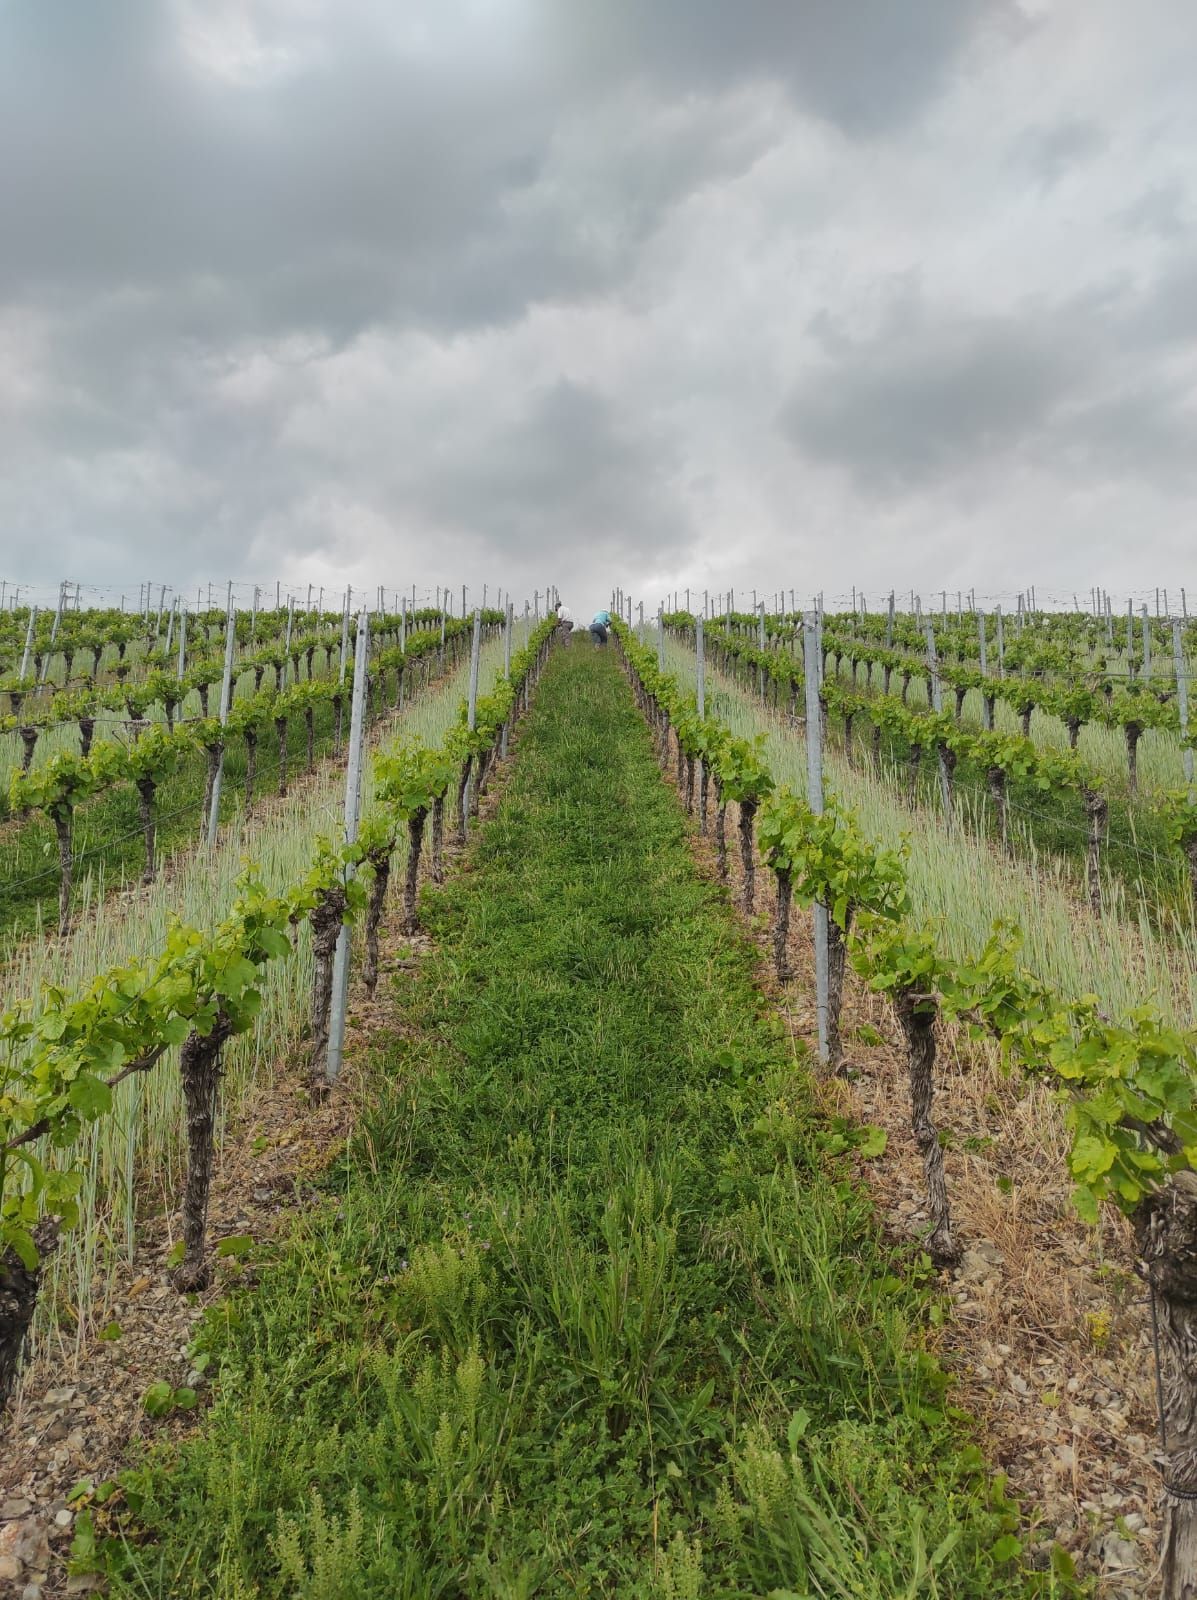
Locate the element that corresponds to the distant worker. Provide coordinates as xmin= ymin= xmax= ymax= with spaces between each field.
xmin=557 ymin=601 xmax=574 ymax=645
xmin=589 ymin=608 xmax=611 ymax=646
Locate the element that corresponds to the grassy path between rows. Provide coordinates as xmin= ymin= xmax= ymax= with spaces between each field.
xmin=101 ymin=647 xmax=1055 ymax=1598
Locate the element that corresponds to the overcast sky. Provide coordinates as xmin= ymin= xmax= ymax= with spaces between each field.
xmin=2 ymin=0 xmax=1195 ymax=614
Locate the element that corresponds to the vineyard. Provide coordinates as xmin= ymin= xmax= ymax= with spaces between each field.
xmin=2 ymin=587 xmax=1196 ymax=1595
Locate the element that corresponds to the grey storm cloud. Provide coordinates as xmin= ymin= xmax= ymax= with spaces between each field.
xmin=412 ymin=380 xmax=692 ymax=568
xmin=781 ymin=252 xmax=1197 ymax=509
xmin=2 ymin=0 xmax=1196 ymax=605
xmin=781 ymin=291 xmax=1097 ymax=491
xmin=1013 ymin=119 xmax=1108 ymax=188
xmin=1117 ymin=183 xmax=1190 ymax=241
xmin=543 ymin=0 xmax=1020 ymax=137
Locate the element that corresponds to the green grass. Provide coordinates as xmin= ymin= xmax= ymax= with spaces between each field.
xmin=99 ymin=648 xmax=1066 ymax=1598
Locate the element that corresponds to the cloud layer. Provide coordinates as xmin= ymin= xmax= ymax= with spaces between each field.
xmin=2 ymin=0 xmax=1195 ymax=612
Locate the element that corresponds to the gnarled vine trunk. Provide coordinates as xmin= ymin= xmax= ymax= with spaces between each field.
xmin=827 ymin=912 xmax=850 ymax=1074
xmin=431 ymin=794 xmax=446 ymax=883
xmin=938 ymin=743 xmax=958 ymax=814
xmin=172 ymin=1015 xmax=235 ymax=1292
xmin=244 ymin=730 xmax=258 ymax=813
xmin=893 ymin=988 xmax=958 ymax=1266
xmin=0 ymin=1216 xmax=60 ymax=1411
xmin=403 ymin=809 xmax=427 ymax=934
xmin=363 ymin=849 xmax=391 ymax=994
xmin=714 ymin=781 xmax=728 ymax=883
xmin=1134 ymin=1172 xmax=1197 ymax=1599
xmin=987 ymin=765 xmax=1009 ymax=851
xmin=1084 ymin=787 xmax=1108 ymax=915
xmin=738 ymin=798 xmax=757 ymax=914
xmin=53 ymin=806 xmax=73 ymax=936
xmin=201 ymin=741 xmax=223 ymax=834
xmin=455 ymin=757 xmax=472 ymax=845
xmin=305 ymin=705 xmax=315 ymax=773
xmin=907 ymin=743 xmax=923 ymax=805
xmin=275 ymin=716 xmax=289 ymax=797
xmin=308 ymin=885 xmax=348 ymax=1091
xmin=773 ymin=868 xmax=793 ymax=982
xmin=137 ymin=777 xmax=157 ymax=884
xmin=473 ymin=751 xmax=490 ymax=815
xmin=1125 ymin=723 xmax=1142 ymax=795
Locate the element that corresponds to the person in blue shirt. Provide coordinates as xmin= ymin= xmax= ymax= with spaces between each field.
xmin=589 ymin=609 xmax=611 ymax=646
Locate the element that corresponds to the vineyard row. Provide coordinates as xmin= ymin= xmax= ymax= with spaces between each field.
xmin=0 ymin=616 xmax=559 ymax=1412
xmin=614 ymin=617 xmax=1197 ymax=1594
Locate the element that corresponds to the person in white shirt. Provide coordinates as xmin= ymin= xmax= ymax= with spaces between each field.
xmin=556 ymin=602 xmax=574 ymax=645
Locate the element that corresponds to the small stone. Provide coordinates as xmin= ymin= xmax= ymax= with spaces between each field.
xmin=12 ymin=1523 xmax=49 ymax=1570
xmin=0 ymin=1500 xmax=32 ymax=1520
xmin=0 ymin=1556 xmax=21 ymax=1582
xmin=1098 ymin=1533 xmax=1139 ymax=1571
xmin=1123 ymin=1513 xmax=1145 ymax=1533
xmin=958 ymin=1249 xmax=994 ymax=1283
xmin=54 ymin=1510 xmax=73 ymax=1529
xmin=22 ymin=1584 xmax=42 ymax=1600
xmin=43 ymin=1387 xmax=75 ymax=1405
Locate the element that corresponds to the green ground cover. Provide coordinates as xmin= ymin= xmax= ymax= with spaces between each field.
xmin=97 ymin=647 xmax=1066 ymax=1598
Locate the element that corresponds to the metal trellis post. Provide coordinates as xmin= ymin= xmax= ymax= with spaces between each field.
xmin=803 ymin=613 xmax=829 ymax=1066
xmin=206 ymin=586 xmax=238 ymax=847
xmin=326 ymin=609 xmax=371 ymax=1083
